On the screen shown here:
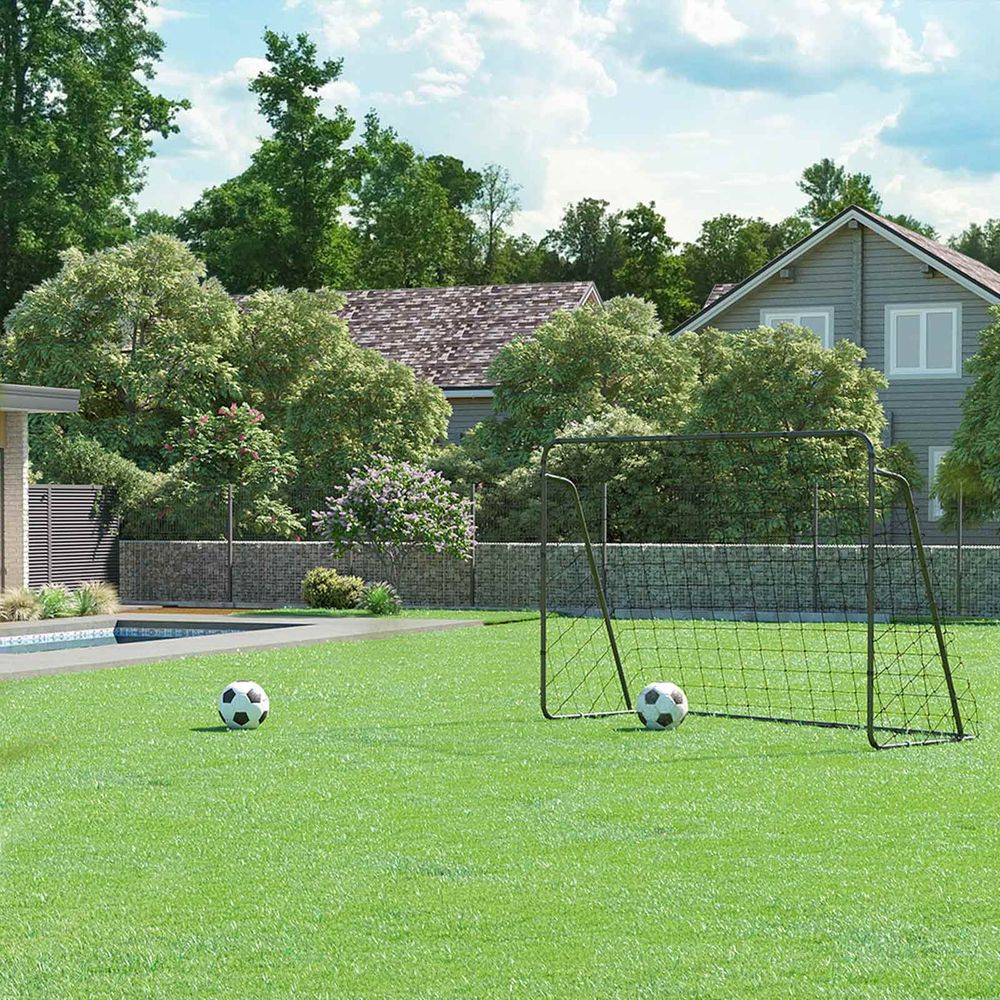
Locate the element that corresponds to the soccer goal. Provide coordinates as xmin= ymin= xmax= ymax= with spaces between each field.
xmin=539 ymin=430 xmax=976 ymax=749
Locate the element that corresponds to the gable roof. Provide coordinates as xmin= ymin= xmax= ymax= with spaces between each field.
xmin=672 ymin=205 xmax=1000 ymax=334
xmin=339 ymin=282 xmax=600 ymax=390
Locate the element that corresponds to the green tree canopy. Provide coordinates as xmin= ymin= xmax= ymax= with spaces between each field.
xmin=934 ymin=307 xmax=1000 ymax=528
xmin=0 ymin=0 xmax=185 ymax=319
xmin=797 ymin=157 xmax=883 ymax=224
xmin=477 ymin=296 xmax=697 ymax=462
xmin=2 ymin=235 xmax=239 ymax=468
xmin=351 ymin=113 xmax=462 ymax=287
xmin=284 ymin=346 xmax=450 ymax=498
xmin=179 ymin=30 xmax=356 ymax=292
xmin=682 ymin=214 xmax=810 ymax=306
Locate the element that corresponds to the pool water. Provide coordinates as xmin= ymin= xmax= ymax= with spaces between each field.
xmin=0 ymin=624 xmax=280 ymax=654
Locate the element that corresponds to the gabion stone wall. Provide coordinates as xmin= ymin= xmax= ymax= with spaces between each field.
xmin=120 ymin=540 xmax=995 ymax=617
xmin=119 ymin=541 xmax=473 ymax=608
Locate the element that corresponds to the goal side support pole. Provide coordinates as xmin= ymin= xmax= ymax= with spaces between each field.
xmin=540 ymin=468 xmax=631 ymax=717
xmin=872 ymin=467 xmax=967 ymax=748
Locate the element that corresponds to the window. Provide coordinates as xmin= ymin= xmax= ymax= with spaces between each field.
xmin=761 ymin=307 xmax=834 ymax=348
xmin=928 ymin=447 xmax=949 ymax=521
xmin=886 ymin=305 xmax=960 ymax=376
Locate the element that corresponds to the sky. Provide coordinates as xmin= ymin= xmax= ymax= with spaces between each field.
xmin=140 ymin=0 xmax=1000 ymax=243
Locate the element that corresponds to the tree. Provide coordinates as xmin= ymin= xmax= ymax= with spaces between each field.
xmin=480 ymin=296 xmax=696 ymax=460
xmin=231 ymin=287 xmax=352 ymax=412
xmin=0 ymin=0 xmax=185 ymax=320
xmin=166 ymin=402 xmax=303 ymax=537
xmin=2 ymin=235 xmax=239 ymax=469
xmin=933 ymin=308 xmax=1000 ymax=528
xmin=352 ymin=113 xmax=460 ymax=287
xmin=427 ymin=154 xmax=482 ymax=209
xmin=284 ymin=346 xmax=450 ymax=497
xmin=472 ymin=163 xmax=520 ymax=282
xmin=179 ymin=31 xmax=356 ymax=291
xmin=543 ymin=198 xmax=626 ymax=296
xmin=950 ymin=220 xmax=1000 ymax=272
xmin=797 ymin=158 xmax=883 ymax=224
xmin=614 ymin=202 xmax=696 ymax=328
xmin=131 ymin=210 xmax=179 ymax=237
xmin=313 ymin=455 xmax=474 ymax=592
xmin=682 ymin=214 xmax=806 ymax=306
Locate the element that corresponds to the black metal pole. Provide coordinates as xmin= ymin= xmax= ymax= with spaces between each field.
xmin=227 ymin=484 xmax=234 ymax=607
xmin=956 ymin=485 xmax=963 ymax=617
xmin=812 ymin=482 xmax=819 ymax=614
xmin=601 ymin=481 xmax=609 ymax=600
xmin=469 ymin=483 xmax=477 ymax=608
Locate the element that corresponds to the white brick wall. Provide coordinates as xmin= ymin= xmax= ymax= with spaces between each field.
xmin=2 ymin=412 xmax=29 ymax=588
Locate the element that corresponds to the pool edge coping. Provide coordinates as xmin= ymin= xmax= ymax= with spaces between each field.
xmin=0 ymin=614 xmax=484 ymax=682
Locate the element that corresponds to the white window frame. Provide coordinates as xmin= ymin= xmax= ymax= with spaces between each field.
xmin=885 ymin=304 xmax=961 ymax=378
xmin=928 ymin=446 xmax=949 ymax=521
xmin=760 ymin=307 xmax=835 ymax=348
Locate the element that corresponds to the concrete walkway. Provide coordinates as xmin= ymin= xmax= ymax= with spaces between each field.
xmin=0 ymin=613 xmax=482 ymax=682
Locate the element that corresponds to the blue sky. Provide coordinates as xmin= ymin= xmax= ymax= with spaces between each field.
xmin=141 ymin=0 xmax=1000 ymax=242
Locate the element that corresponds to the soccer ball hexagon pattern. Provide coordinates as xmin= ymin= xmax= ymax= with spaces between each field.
xmin=635 ymin=681 xmax=688 ymax=731
xmin=218 ymin=681 xmax=270 ymax=730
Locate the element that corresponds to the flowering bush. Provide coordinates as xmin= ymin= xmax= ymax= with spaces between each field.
xmin=164 ymin=403 xmax=304 ymax=539
xmin=313 ymin=456 xmax=474 ymax=592
xmin=169 ymin=403 xmax=295 ymax=490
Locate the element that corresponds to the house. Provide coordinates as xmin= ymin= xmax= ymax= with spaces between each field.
xmin=338 ymin=282 xmax=602 ymax=442
xmin=673 ymin=205 xmax=1000 ymax=542
xmin=0 ymin=383 xmax=81 ymax=588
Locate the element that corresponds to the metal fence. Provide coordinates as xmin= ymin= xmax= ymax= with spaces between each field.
xmin=115 ymin=479 xmax=991 ymax=615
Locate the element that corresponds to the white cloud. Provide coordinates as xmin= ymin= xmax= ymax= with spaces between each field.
xmin=622 ymin=0 xmax=959 ymax=94
xmin=143 ymin=1 xmax=190 ymax=30
xmin=679 ymin=0 xmax=748 ymax=47
xmin=392 ymin=7 xmax=484 ymax=75
xmin=289 ymin=0 xmax=382 ymax=49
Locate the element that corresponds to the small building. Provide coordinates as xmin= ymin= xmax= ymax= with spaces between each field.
xmin=673 ymin=206 xmax=1000 ymax=542
xmin=0 ymin=383 xmax=80 ymax=588
xmin=339 ymin=282 xmax=601 ymax=442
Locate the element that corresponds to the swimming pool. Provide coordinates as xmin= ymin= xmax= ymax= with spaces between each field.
xmin=0 ymin=622 xmax=292 ymax=654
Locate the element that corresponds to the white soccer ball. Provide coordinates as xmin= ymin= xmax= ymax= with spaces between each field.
xmin=635 ymin=682 xmax=688 ymax=731
xmin=218 ymin=681 xmax=270 ymax=730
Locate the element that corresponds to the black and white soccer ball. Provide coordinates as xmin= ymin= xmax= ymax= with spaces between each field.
xmin=635 ymin=682 xmax=688 ymax=731
xmin=218 ymin=681 xmax=269 ymax=730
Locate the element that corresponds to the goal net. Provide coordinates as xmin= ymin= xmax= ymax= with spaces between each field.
xmin=539 ymin=430 xmax=976 ymax=749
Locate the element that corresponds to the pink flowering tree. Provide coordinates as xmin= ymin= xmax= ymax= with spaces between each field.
xmin=312 ymin=455 xmax=474 ymax=593
xmin=165 ymin=403 xmax=303 ymax=537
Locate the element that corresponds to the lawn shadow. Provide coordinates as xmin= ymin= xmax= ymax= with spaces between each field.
xmin=190 ymin=725 xmax=230 ymax=733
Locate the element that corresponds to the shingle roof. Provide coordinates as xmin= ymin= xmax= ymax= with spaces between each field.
xmin=865 ymin=209 xmax=1000 ymax=299
xmin=337 ymin=282 xmax=600 ymax=389
xmin=704 ymin=283 xmax=735 ymax=307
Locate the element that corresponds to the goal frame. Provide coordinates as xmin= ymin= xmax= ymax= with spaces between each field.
xmin=539 ymin=429 xmax=968 ymax=749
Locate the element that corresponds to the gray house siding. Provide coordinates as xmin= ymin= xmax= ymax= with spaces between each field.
xmin=690 ymin=222 xmax=997 ymax=544
xmin=447 ymin=396 xmax=493 ymax=442
xmin=698 ymin=224 xmax=861 ymax=346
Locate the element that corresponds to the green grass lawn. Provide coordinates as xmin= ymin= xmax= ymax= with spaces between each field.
xmin=1 ymin=619 xmax=997 ymax=998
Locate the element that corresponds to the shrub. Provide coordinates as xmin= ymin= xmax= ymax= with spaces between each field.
xmin=0 ymin=587 xmax=41 ymax=622
xmin=358 ymin=581 xmax=402 ymax=616
xmin=302 ymin=567 xmax=364 ymax=609
xmin=37 ymin=586 xmax=73 ymax=619
xmin=73 ymin=581 xmax=120 ymax=617
xmin=313 ymin=455 xmax=474 ymax=592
